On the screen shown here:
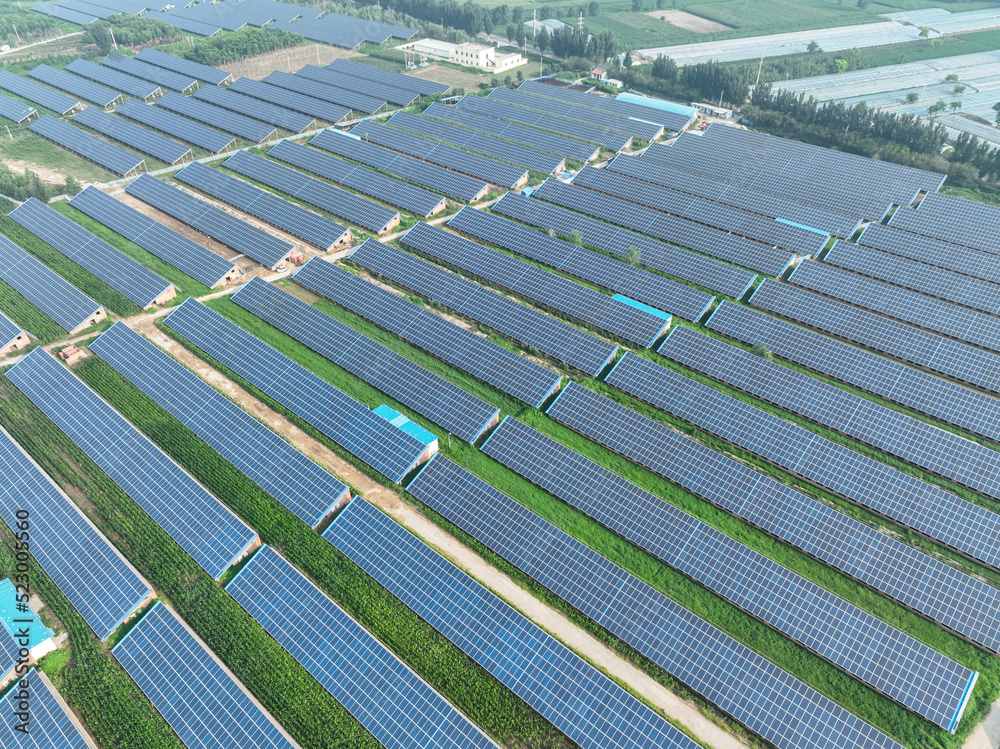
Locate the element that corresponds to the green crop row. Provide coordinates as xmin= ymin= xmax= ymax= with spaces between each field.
xmin=0 ymin=277 xmax=65 ymax=345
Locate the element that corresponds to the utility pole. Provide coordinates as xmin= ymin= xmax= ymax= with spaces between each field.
xmin=754 ymin=49 xmax=764 ymax=86
xmin=532 ymin=9 xmax=536 ymax=40
xmin=6 ymin=125 xmax=12 ymax=141
xmin=12 ymin=25 xmax=20 ymax=46
xmin=718 ymin=89 xmax=724 ymax=108
xmin=578 ymin=12 xmax=583 ymax=29
xmin=109 ymin=27 xmax=117 ymax=50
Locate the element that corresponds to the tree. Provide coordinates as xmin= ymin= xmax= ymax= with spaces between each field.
xmin=994 ymin=101 xmax=1000 ymax=124
xmin=589 ymin=0 xmax=600 ymax=15
xmin=928 ymin=100 xmax=947 ymax=114
xmin=651 ymin=54 xmax=677 ymax=81
xmin=807 ymin=40 xmax=821 ymax=53
xmin=953 ymin=85 xmax=966 ymax=95
xmin=919 ymin=26 xmax=930 ymax=38
xmin=624 ymin=245 xmax=640 ymax=266
xmin=950 ymin=100 xmax=963 ymax=110
xmin=623 ymin=50 xmax=633 ymax=69
xmin=631 ymin=0 xmax=643 ymax=11
xmin=537 ymin=28 xmax=550 ymax=51
xmin=857 ymin=0 xmax=871 ymax=8
xmin=906 ymin=92 xmax=920 ymax=104
xmin=834 ymin=58 xmax=848 ymax=73
xmin=63 ymin=175 xmax=81 ymax=196
xmin=945 ymin=73 xmax=959 ymax=82
xmin=656 ymin=0 xmax=666 ymax=8
xmin=516 ymin=70 xmax=524 ymax=82
xmin=570 ymin=229 xmax=583 ymax=245
xmin=752 ymin=343 xmax=774 ymax=361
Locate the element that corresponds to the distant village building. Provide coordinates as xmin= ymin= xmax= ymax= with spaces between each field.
xmin=524 ymin=18 xmax=569 ymax=33
xmin=591 ymin=66 xmax=608 ymax=81
xmin=402 ymin=39 xmax=523 ymax=73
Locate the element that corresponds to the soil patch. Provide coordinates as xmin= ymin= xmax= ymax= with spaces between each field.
xmin=644 ymin=9 xmax=732 ymax=32
xmin=407 ymin=63 xmax=484 ymax=91
xmin=5 ymin=160 xmax=78 ymax=188
xmin=227 ymin=44 xmax=360 ymax=80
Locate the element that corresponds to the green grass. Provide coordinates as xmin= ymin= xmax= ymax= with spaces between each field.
xmin=36 ymin=647 xmax=71 ymax=684
xmin=0 ymin=277 xmax=66 ymax=346
xmin=0 ymin=120 xmax=115 ymax=186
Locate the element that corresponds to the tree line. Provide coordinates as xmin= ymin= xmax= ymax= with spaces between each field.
xmin=83 ymin=15 xmax=183 ymax=54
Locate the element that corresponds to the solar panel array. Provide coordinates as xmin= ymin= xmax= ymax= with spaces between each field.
xmin=221 ymin=150 xmax=397 ymax=234
xmin=324 ymin=496 xmax=705 ymax=749
xmin=487 ymin=87 xmax=663 ymax=142
xmin=268 ymin=139 xmax=445 ymax=218
xmin=100 ymin=54 xmax=198 ymax=93
xmin=0 ymin=69 xmax=79 ymax=114
xmin=573 ymin=165 xmax=829 ymax=256
xmin=0 ymin=92 xmax=35 ymax=123
xmin=402 ymin=222 xmax=669 ymax=347
xmin=232 ymin=277 xmax=498 ymax=442
xmin=125 ymin=173 xmax=293 ymax=268
xmin=918 ymin=190 xmax=1000 ymax=228
xmin=74 ymin=107 xmax=190 ymax=165
xmin=457 ymin=93 xmax=630 ymax=152
xmin=263 ymin=70 xmax=387 ymax=114
xmin=32 ymin=2 xmax=99 ymax=26
xmin=707 ymin=301 xmax=1000 ymax=444
xmin=0 ymin=669 xmax=93 ymax=748
xmin=519 ymin=79 xmax=693 ymax=131
xmin=491 ymin=191 xmax=756 ymax=298
xmin=327 ymin=58 xmax=448 ymax=96
xmin=788 ymin=260 xmax=1000 ymax=353
xmin=292 ymin=258 xmax=561 ymax=407
xmin=229 ymin=77 xmax=350 ymax=125
xmin=0 ymin=310 xmax=23 ymax=348
xmin=534 ymin=178 xmax=795 ymax=276
xmin=480 ymin=418 xmax=975 ymax=732
xmin=448 ymin=207 xmax=713 ymax=321
xmin=91 ymin=322 xmax=349 ymax=528
xmin=193 ymin=85 xmax=314 ymax=133
xmin=890 ymin=204 xmax=1000 ymax=255
xmin=352 ymin=120 xmax=527 ymax=188
xmin=296 ymin=64 xmax=416 ymax=106
xmin=11 ymin=197 xmax=172 ymax=307
xmin=117 ymin=99 xmax=235 ymax=153
xmin=859 ymin=221 xmax=1000 ymax=285
xmin=409 ymin=456 xmax=921 ymax=745
xmin=135 ymin=48 xmax=232 ymax=85
xmin=163 ymin=299 xmax=427 ymax=483
xmin=272 ymin=13 xmax=413 ymax=48
xmin=144 ymin=9 xmax=224 ymax=36
xmin=310 ymin=128 xmax=487 ymax=202
xmin=65 ymin=58 xmax=159 ymax=100
xmin=0 ymin=234 xmax=101 ymax=333
xmin=69 ymin=186 xmax=235 ymax=289
xmin=423 ymin=101 xmax=599 ymax=163
xmin=546 ymin=382 xmax=1000 ymax=653
xmin=29 ymin=114 xmax=143 ymax=176
xmin=6 ymin=348 xmax=257 ymax=580
xmin=608 ymin=154 xmax=860 ymax=237
xmin=28 ymin=64 xmax=121 ymax=107
xmin=112 ymin=603 xmax=296 ymax=749
xmin=350 ymin=238 xmax=618 ymax=375
xmin=0 ymin=424 xmax=152 ymax=640
xmin=176 ymin=160 xmax=349 ymax=250
xmin=387 ymin=111 xmax=564 ymax=174
xmin=157 ymin=91 xmax=275 ymax=143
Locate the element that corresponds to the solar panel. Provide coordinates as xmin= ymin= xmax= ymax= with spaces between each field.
xmin=193 ymin=85 xmax=313 ymax=133
xmin=310 ymin=129 xmax=487 ymax=202
xmin=143 ymin=9 xmax=224 ymax=35
xmin=788 ymin=260 xmax=1000 ymax=353
xmin=65 ymin=58 xmax=159 ymax=100
xmin=32 ymin=2 xmax=98 ymax=26
xmin=10 ymin=197 xmax=173 ymax=307
xmin=267 ymin=139 xmax=445 ymax=218
xmin=0 ymin=234 xmax=102 ymax=333
xmin=491 ymin=191 xmax=756 ymax=299
xmin=176 ymin=161 xmax=349 ymax=251
xmin=232 ymin=277 xmax=498 ymax=442
xmin=573 ymin=165 xmax=829 ymax=256
xmin=28 ymin=64 xmax=121 ymax=108
xmin=292 ymin=258 xmax=561 ymax=407
xmin=323 ymin=496 xmax=705 ymax=749
xmin=409 ymin=456 xmax=916 ymax=746
xmin=0 ymin=424 xmax=152 ymax=640
xmin=534 ymin=178 xmax=795 ymax=276
xmin=917 ymin=190 xmax=1000 ymax=229
xmin=859 ymin=221 xmax=1000 ymax=285
xmin=546 ymin=381 xmax=1000 ymax=654
xmin=100 ymin=54 xmax=197 ymax=93
xmin=73 ymin=107 xmax=190 ymax=165
xmin=6 ymin=348 xmax=257 ymax=580
xmin=0 ymin=310 xmax=23 ymax=349
xmin=327 ymin=58 xmax=447 ymax=96
xmin=226 ymin=545 xmax=499 ymax=749
xmin=117 ymin=99 xmax=235 ymax=153
xmin=111 ymin=602 xmax=296 ymax=749
xmin=228 ymin=77 xmax=349 ymax=125
xmin=890 ymin=203 xmax=1000 ymax=255
xmin=387 ymin=111 xmax=565 ymax=174
xmin=458 ymin=93 xmax=630 ymax=152
xmin=296 ymin=64 xmax=417 ymax=107
xmin=401 ymin=221 xmax=669 ymax=346
xmin=156 ymin=91 xmax=275 ymax=143
xmin=221 ymin=150 xmax=397 ymax=234
xmin=351 ymin=121 xmax=527 ymax=188
xmin=135 ymin=48 xmax=232 ymax=85
xmin=349 ymin=238 xmax=618 ymax=375
xmin=0 ymin=70 xmax=79 ymax=115
xmin=262 ymin=70 xmax=387 ymax=114
xmin=269 ymin=16 xmax=364 ymax=50
xmin=0 ymin=669 xmax=94 ymax=748
xmin=162 ymin=298 xmax=427 ymax=483
xmin=69 ymin=186 xmax=236 ymax=289
xmin=125 ymin=173 xmax=294 ymax=268
xmin=519 ymin=79 xmax=693 ymax=131
xmin=480 ymin=417 xmax=976 ymax=732
xmin=29 ymin=115 xmax=144 ymax=177
xmin=0 ymin=92 xmax=35 ymax=123
xmin=706 ymin=300 xmax=1000 ymax=445
xmin=448 ymin=206 xmax=713 ymax=321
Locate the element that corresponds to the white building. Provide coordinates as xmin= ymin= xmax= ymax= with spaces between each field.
xmin=403 ymin=39 xmax=523 ymax=73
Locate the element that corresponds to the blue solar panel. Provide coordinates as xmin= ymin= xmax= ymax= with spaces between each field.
xmin=10 ymin=197 xmax=173 ymax=308
xmin=409 ymin=456 xmax=911 ymax=746
xmin=519 ymin=79 xmax=693 ymax=131
xmin=91 ymin=322 xmax=350 ymax=528
xmin=349 ymin=238 xmax=618 ymax=376
xmin=0 ymin=92 xmax=35 ymax=123
xmin=232 ymin=277 xmax=498 ymax=443
xmin=157 ymin=91 xmax=275 ymax=143
xmin=323 ymin=496 xmax=704 ymax=749
xmin=263 ymin=70 xmax=387 ymax=114
xmin=228 ymin=77 xmax=350 ymax=125
xmin=163 ymin=298 xmax=427 ymax=483
xmin=0 ymin=310 xmax=23 ymax=348
xmin=135 ymin=48 xmax=232 ymax=85
xmin=0 ymin=70 xmax=79 ymax=115
xmin=116 ymin=99 xmax=235 ymax=153
xmin=65 ymin=58 xmax=159 ymax=100
xmin=227 ymin=545 xmax=499 ymax=749
xmin=74 ymin=107 xmax=190 ymax=165
xmin=297 ymin=64 xmax=417 ymax=107
xmin=0 ymin=234 xmax=102 ymax=333
xmin=547 ymin=381 xmax=1000 ymax=654
xmin=32 ymin=2 xmax=99 ymax=26
xmin=0 ymin=669 xmax=93 ymax=748
xmin=327 ymin=59 xmax=447 ymax=96
xmin=29 ymin=115 xmax=144 ymax=177
xmin=28 ymin=64 xmax=121 ymax=108
xmin=0 ymin=424 xmax=152 ymax=640
xmin=890 ymin=203 xmax=1000 ymax=256
xmin=481 ymin=417 xmax=976 ymax=732
xmin=859 ymin=221 xmax=1000 ymax=286
xmin=112 ymin=602 xmax=296 ymax=749
xmin=100 ymin=54 xmax=197 ymax=92
xmin=143 ymin=9 xmax=224 ymax=35
xmin=193 ymin=85 xmax=314 ymax=133
xmin=292 ymin=258 xmax=561 ymax=407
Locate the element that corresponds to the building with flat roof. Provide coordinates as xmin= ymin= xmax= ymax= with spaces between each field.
xmin=403 ymin=39 xmax=523 ymax=73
